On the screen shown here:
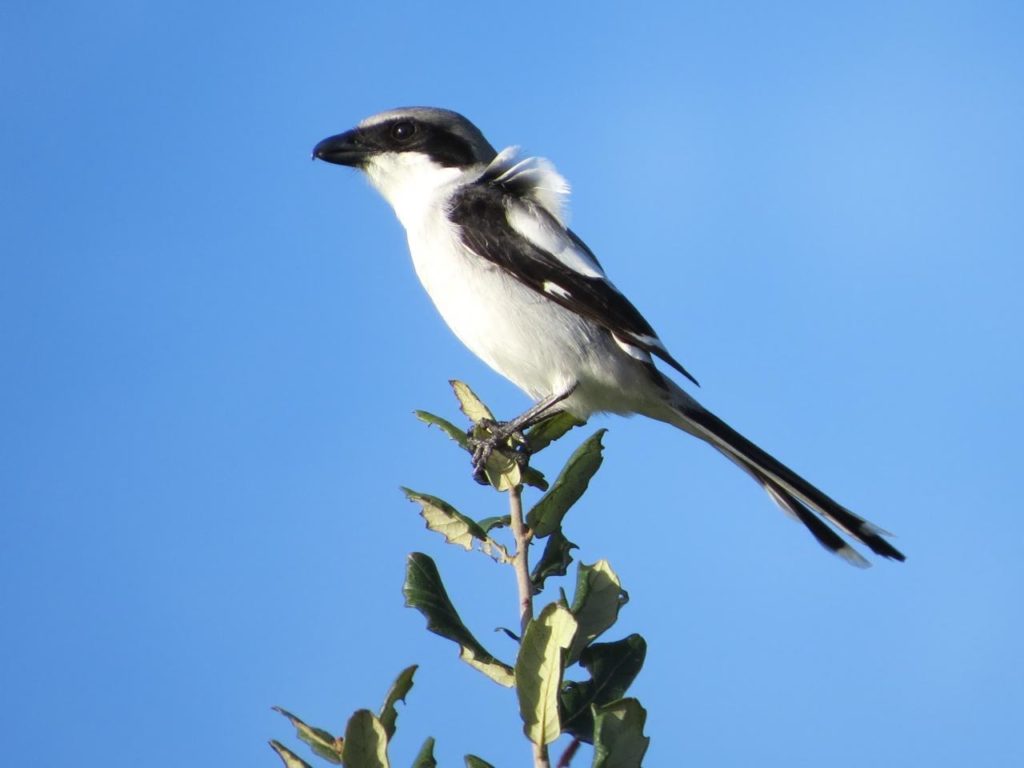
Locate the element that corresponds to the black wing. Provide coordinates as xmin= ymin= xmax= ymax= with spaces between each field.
xmin=448 ymin=178 xmax=699 ymax=387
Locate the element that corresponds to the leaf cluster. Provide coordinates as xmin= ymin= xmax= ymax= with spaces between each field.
xmin=270 ymin=666 xmax=428 ymax=768
xmin=272 ymin=382 xmax=650 ymax=767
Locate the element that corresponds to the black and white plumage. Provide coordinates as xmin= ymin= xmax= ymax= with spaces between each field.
xmin=313 ymin=107 xmax=905 ymax=567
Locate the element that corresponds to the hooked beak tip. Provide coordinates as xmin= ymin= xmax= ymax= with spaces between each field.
xmin=313 ymin=130 xmax=367 ymax=168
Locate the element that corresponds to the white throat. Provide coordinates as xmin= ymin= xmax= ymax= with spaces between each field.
xmin=364 ymin=152 xmax=470 ymax=231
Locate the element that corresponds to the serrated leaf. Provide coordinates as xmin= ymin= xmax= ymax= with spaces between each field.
xmin=591 ymin=698 xmax=649 ymax=768
xmin=415 ymin=410 xmax=470 ymax=451
xmin=568 ymin=560 xmax=628 ymax=663
xmin=525 ymin=411 xmax=585 ymax=453
xmin=269 ymin=740 xmax=315 ymax=768
xmin=403 ymin=553 xmax=515 ymax=687
xmin=378 ymin=665 xmax=417 ymax=741
xmin=403 ymin=489 xmax=511 ymax=562
xmin=515 ymin=603 xmax=578 ymax=746
xmin=341 ymin=710 xmax=390 ymax=768
xmin=411 ymin=737 xmax=437 ymax=768
xmin=531 ymin=528 xmax=578 ymax=591
xmin=464 ymin=756 xmax=495 ymax=768
xmin=559 ymin=635 xmax=647 ymax=743
xmin=408 ymin=489 xmax=487 ymax=545
xmin=272 ymin=707 xmax=342 ymax=763
xmin=450 ymin=380 xmax=494 ymax=423
xmin=527 ymin=430 xmax=607 ymax=537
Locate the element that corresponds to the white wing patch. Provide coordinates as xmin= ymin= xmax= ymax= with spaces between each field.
xmin=542 ymin=280 xmax=571 ymax=299
xmin=483 ymin=147 xmax=608 ymax=279
xmin=506 ymin=200 xmax=605 ymax=279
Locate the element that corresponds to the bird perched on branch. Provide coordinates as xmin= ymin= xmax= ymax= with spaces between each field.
xmin=313 ymin=107 xmax=905 ymax=567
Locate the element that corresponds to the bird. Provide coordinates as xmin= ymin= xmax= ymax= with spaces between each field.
xmin=313 ymin=106 xmax=905 ymax=567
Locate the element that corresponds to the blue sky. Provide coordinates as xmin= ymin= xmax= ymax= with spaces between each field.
xmin=2 ymin=2 xmax=1022 ymax=765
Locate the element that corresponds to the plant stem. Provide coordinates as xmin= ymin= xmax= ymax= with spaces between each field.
xmin=508 ymin=483 xmax=535 ymax=635
xmin=508 ymin=483 xmax=550 ymax=768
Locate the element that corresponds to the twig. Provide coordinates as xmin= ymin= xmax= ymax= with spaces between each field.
xmin=508 ymin=483 xmax=550 ymax=768
xmin=508 ymin=483 xmax=535 ymax=635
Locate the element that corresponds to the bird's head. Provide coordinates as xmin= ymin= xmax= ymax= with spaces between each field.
xmin=314 ymin=107 xmax=497 ymax=224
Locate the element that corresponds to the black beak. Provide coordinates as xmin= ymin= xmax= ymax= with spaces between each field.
xmin=312 ymin=129 xmax=369 ymax=167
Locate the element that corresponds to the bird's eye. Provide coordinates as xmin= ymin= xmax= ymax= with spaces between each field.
xmin=390 ymin=121 xmax=417 ymax=142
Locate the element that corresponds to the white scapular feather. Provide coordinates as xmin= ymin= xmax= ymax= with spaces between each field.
xmin=488 ymin=146 xmax=571 ymax=224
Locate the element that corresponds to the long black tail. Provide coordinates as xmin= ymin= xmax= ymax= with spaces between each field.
xmin=663 ymin=394 xmax=906 ymax=567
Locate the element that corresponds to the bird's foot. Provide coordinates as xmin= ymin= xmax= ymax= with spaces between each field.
xmin=466 ymin=384 xmax=579 ymax=486
xmin=468 ymin=419 xmax=529 ymax=485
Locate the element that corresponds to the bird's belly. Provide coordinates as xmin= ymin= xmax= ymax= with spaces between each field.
xmin=407 ymin=228 xmax=655 ymax=417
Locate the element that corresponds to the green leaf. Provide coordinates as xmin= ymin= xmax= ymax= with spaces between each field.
xmin=591 ymin=699 xmax=650 ymax=768
xmin=269 ymin=741 xmax=315 ymax=768
xmin=450 ymin=380 xmax=494 ymax=423
xmin=477 ymin=515 xmax=510 ymax=533
xmin=525 ymin=411 xmax=585 ymax=453
xmin=341 ymin=710 xmax=390 ymax=768
xmin=521 ymin=464 xmax=549 ymax=491
xmin=411 ymin=737 xmax=437 ymax=768
xmin=515 ymin=602 xmax=579 ymax=746
xmin=378 ymin=665 xmax=417 ymax=741
xmin=527 ymin=430 xmax=607 ymax=537
xmin=567 ymin=560 xmax=628 ymax=663
xmin=415 ymin=410 xmax=470 ymax=451
xmin=403 ymin=489 xmax=511 ymax=562
xmin=530 ymin=528 xmax=578 ymax=592
xmin=403 ymin=553 xmax=515 ymax=687
xmin=272 ymin=707 xmax=342 ymax=763
xmin=464 ymin=756 xmax=495 ymax=768
xmin=559 ymin=635 xmax=647 ymax=743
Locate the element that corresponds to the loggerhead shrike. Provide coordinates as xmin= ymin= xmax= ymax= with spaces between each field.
xmin=313 ymin=107 xmax=905 ymax=567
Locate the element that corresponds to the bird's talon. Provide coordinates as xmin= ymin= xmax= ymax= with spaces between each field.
xmin=467 ymin=418 xmax=530 ymax=484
